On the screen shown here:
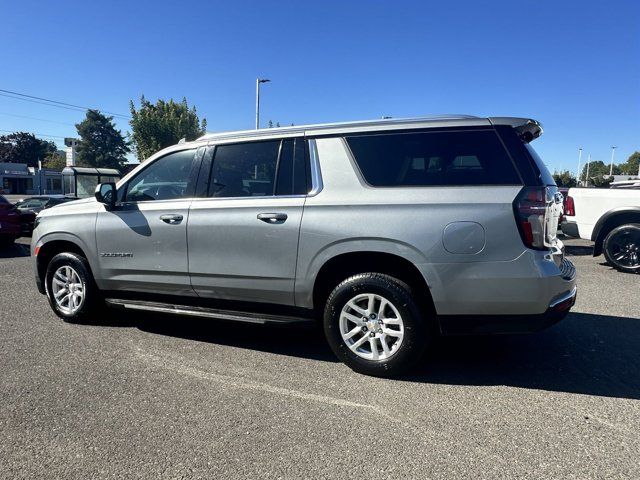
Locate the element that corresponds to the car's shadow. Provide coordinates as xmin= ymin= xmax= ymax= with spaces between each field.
xmin=0 ymin=241 xmax=30 ymax=258
xmin=87 ymin=310 xmax=640 ymax=400
xmin=564 ymin=244 xmax=594 ymax=256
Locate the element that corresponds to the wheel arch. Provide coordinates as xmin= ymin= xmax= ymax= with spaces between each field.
xmin=311 ymin=250 xmax=435 ymax=315
xmin=35 ymin=235 xmax=93 ymax=293
xmin=591 ymin=207 xmax=640 ymax=256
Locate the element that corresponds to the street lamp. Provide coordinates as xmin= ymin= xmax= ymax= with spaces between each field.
xmin=609 ymin=146 xmax=617 ymax=177
xmin=576 ymin=147 xmax=583 ymax=185
xmin=255 ymin=78 xmax=270 ymax=129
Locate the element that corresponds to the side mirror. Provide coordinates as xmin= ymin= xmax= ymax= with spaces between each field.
xmin=95 ymin=182 xmax=116 ymax=207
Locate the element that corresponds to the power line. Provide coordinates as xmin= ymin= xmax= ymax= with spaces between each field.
xmin=0 ymin=93 xmax=86 ymax=114
xmin=0 ymin=88 xmax=132 ymax=119
xmin=0 ymin=129 xmax=67 ymax=140
xmin=0 ymin=111 xmax=76 ymax=127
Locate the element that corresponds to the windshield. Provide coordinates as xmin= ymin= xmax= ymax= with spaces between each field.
xmin=525 ymin=143 xmax=556 ymax=186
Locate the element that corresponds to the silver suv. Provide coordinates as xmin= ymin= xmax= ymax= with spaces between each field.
xmin=31 ymin=116 xmax=577 ymax=377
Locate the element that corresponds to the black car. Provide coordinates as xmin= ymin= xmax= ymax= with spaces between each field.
xmin=13 ymin=195 xmax=77 ymax=236
xmin=13 ymin=195 xmax=76 ymax=215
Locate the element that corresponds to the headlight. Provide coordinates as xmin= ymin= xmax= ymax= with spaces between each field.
xmin=33 ymin=216 xmax=41 ymax=230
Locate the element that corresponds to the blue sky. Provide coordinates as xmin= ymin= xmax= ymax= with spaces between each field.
xmin=1 ymin=0 xmax=638 ymax=171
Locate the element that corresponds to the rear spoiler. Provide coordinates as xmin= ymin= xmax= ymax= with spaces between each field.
xmin=489 ymin=117 xmax=543 ymax=143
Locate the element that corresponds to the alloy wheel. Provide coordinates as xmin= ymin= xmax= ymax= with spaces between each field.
xmin=339 ymin=293 xmax=404 ymax=360
xmin=51 ymin=265 xmax=85 ymax=315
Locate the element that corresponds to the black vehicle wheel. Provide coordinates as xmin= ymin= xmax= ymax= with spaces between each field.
xmin=603 ymin=223 xmax=640 ymax=274
xmin=323 ymin=273 xmax=429 ymax=378
xmin=45 ymin=252 xmax=102 ymax=322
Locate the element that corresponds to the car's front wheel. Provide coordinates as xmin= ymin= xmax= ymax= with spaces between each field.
xmin=603 ymin=223 xmax=640 ymax=274
xmin=323 ymin=273 xmax=429 ymax=377
xmin=45 ymin=252 xmax=101 ymax=322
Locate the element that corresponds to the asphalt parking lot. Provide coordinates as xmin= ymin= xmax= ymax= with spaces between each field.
xmin=1 ymin=237 xmax=638 ymax=479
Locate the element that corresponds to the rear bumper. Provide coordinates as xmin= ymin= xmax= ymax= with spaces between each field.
xmin=439 ymin=285 xmax=577 ymax=335
xmin=560 ymin=220 xmax=580 ymax=238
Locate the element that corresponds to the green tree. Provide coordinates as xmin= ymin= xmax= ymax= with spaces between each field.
xmin=75 ymin=110 xmax=130 ymax=170
xmin=0 ymin=132 xmax=56 ymax=167
xmin=552 ymin=170 xmax=577 ymax=188
xmin=43 ymin=151 xmax=67 ymax=170
xmin=129 ymin=96 xmax=207 ymax=162
xmin=618 ymin=151 xmax=640 ymax=176
xmin=580 ymin=160 xmax=620 ymax=186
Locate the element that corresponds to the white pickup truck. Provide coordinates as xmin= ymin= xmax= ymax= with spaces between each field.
xmin=561 ymin=187 xmax=640 ymax=273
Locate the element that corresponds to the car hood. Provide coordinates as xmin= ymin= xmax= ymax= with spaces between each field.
xmin=37 ymin=197 xmax=97 ymax=217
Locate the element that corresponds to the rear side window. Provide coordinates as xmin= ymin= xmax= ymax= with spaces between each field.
xmin=345 ymin=130 xmax=521 ymax=187
xmin=525 ymin=143 xmax=556 ymax=186
xmin=209 ymin=138 xmax=309 ymax=198
xmin=210 ymin=141 xmax=280 ymax=197
xmin=275 ymin=138 xmax=308 ymax=196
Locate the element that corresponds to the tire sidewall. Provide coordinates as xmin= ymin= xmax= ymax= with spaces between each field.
xmin=603 ymin=224 xmax=640 ymax=273
xmin=45 ymin=253 xmax=98 ymax=322
xmin=323 ymin=273 xmax=428 ymax=377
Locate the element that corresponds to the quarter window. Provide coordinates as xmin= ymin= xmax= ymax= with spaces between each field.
xmin=345 ymin=130 xmax=521 ymax=186
xmin=125 ymin=149 xmax=196 ymax=202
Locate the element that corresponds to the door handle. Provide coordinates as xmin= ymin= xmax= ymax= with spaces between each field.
xmin=160 ymin=214 xmax=183 ymax=224
xmin=257 ymin=213 xmax=287 ymax=224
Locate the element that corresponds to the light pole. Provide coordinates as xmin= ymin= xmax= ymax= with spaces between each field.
xmin=609 ymin=146 xmax=617 ymax=177
xmin=576 ymin=147 xmax=583 ymax=185
xmin=585 ymin=153 xmax=591 ymax=187
xmin=255 ymin=78 xmax=270 ymax=129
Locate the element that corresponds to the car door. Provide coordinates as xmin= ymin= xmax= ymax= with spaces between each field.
xmin=188 ymin=137 xmax=308 ymax=306
xmin=95 ymin=147 xmax=202 ymax=296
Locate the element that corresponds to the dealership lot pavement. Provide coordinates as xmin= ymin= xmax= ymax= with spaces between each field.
xmin=1 ymin=237 xmax=638 ymax=479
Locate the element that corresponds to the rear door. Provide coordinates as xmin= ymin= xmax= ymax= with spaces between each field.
xmin=95 ymin=147 xmax=202 ymax=295
xmin=187 ymin=137 xmax=308 ymax=305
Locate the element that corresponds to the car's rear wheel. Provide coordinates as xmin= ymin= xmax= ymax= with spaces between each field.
xmin=603 ymin=224 xmax=640 ymax=274
xmin=45 ymin=252 xmax=101 ymax=322
xmin=323 ymin=273 xmax=429 ymax=377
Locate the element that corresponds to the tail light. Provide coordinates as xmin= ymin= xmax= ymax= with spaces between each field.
xmin=514 ymin=186 xmax=547 ymax=250
xmin=564 ymin=196 xmax=575 ymax=217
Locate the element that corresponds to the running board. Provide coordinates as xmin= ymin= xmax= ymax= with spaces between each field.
xmin=104 ymin=298 xmax=314 ymax=325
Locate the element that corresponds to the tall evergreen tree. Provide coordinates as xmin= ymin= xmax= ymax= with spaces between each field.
xmin=75 ymin=110 xmax=130 ymax=170
xmin=129 ymin=96 xmax=207 ymax=162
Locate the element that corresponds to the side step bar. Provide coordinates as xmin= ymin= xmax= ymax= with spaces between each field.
xmin=104 ymin=298 xmax=314 ymax=326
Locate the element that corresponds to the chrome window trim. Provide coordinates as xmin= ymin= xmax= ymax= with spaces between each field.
xmin=189 ymin=194 xmax=307 ymax=203
xmin=307 ymin=139 xmax=323 ymax=196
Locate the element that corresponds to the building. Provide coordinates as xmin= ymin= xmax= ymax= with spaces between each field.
xmin=0 ymin=162 xmax=63 ymax=195
xmin=65 ymin=138 xmax=78 ymax=167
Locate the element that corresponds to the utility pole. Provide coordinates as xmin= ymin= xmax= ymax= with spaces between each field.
xmin=255 ymin=78 xmax=270 ymax=129
xmin=609 ymin=146 xmax=617 ymax=177
xmin=576 ymin=147 xmax=583 ymax=185
xmin=585 ymin=153 xmax=591 ymax=187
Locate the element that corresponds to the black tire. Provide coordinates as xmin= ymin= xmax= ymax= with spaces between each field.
xmin=45 ymin=252 xmax=102 ymax=322
xmin=603 ymin=223 xmax=640 ymax=274
xmin=323 ymin=273 xmax=429 ymax=378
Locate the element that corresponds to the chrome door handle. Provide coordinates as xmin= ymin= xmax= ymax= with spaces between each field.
xmin=160 ymin=214 xmax=183 ymax=224
xmin=257 ymin=213 xmax=287 ymax=224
